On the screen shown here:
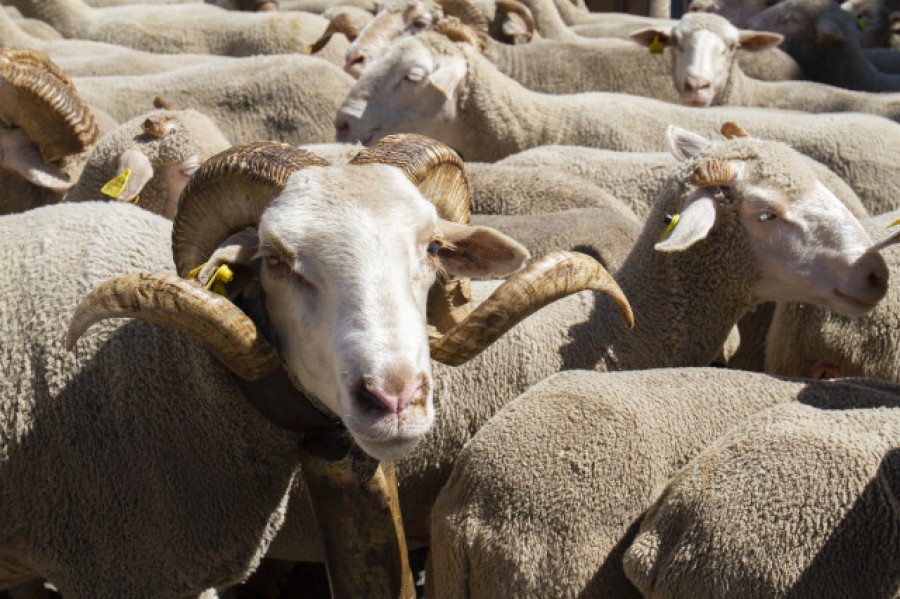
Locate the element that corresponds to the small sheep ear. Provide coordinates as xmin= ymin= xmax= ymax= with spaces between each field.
xmin=437 ymin=220 xmax=530 ymax=278
xmin=0 ymin=129 xmax=72 ymax=192
xmin=655 ymin=195 xmax=717 ymax=252
xmin=737 ymin=30 xmax=783 ymax=51
xmin=665 ymin=125 xmax=711 ymax=161
xmin=109 ymin=149 xmax=154 ymax=202
xmin=428 ymin=55 xmax=468 ymax=98
xmin=630 ymin=27 xmax=672 ymax=46
xmin=816 ymin=12 xmax=848 ymax=44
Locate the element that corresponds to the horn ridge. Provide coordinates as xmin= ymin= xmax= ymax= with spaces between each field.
xmin=172 ymin=141 xmax=329 ymax=277
xmin=691 ymin=160 xmax=738 ymax=188
xmin=66 ymin=272 xmax=280 ymax=380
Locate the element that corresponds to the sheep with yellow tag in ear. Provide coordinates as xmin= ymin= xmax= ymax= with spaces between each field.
xmin=64 ymin=109 xmax=231 ymax=219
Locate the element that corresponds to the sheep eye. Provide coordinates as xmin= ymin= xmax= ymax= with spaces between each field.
xmin=427 ymin=239 xmax=443 ymax=256
xmin=410 ymin=17 xmax=430 ymax=29
xmin=265 ymin=255 xmax=282 ymax=267
xmin=757 ymin=212 xmax=776 ymax=222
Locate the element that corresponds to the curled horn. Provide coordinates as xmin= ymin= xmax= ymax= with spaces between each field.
xmin=304 ymin=13 xmax=359 ymax=54
xmin=433 ymin=17 xmax=488 ymax=51
xmin=71 ymin=142 xmax=331 ymax=382
xmin=691 ymin=160 xmax=737 ymax=188
xmin=494 ymin=0 xmax=535 ymax=41
xmin=721 ymin=121 xmax=750 ymax=139
xmin=438 ymin=0 xmax=491 ymax=37
xmin=153 ymin=96 xmax=173 ymax=110
xmin=66 ymin=273 xmax=280 ymax=380
xmin=429 ymin=251 xmax=633 ymax=366
xmin=350 ymin=134 xmax=474 ymax=333
xmin=0 ymin=48 xmax=98 ymax=163
xmin=142 ymin=114 xmax=177 ymax=139
xmin=172 ymin=141 xmax=329 ymax=278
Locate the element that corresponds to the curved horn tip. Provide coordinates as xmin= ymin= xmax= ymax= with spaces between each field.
xmin=690 ymin=160 xmax=737 ymax=187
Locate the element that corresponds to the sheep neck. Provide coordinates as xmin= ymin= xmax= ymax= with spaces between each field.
xmin=521 ymin=0 xmax=580 ymax=40
xmin=6 ymin=0 xmax=90 ymax=34
xmin=455 ymin=51 xmax=572 ymax=161
xmin=715 ymin=54 xmax=745 ymax=106
xmin=0 ymin=9 xmax=39 ymax=49
xmin=597 ymin=182 xmax=758 ymax=371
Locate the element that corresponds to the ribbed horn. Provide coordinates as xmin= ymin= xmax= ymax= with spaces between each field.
xmin=721 ymin=121 xmax=750 ymax=139
xmin=494 ymin=0 xmax=535 ymax=40
xmin=305 ymin=13 xmax=359 ymax=54
xmin=433 ymin=17 xmax=487 ymax=51
xmin=66 ymin=273 xmax=280 ymax=380
xmin=351 ymin=134 xmax=474 ymax=333
xmin=438 ymin=0 xmax=491 ymax=34
xmin=172 ymin=141 xmax=329 ymax=278
xmin=691 ymin=160 xmax=737 ymax=188
xmin=0 ymin=48 xmax=98 ymax=163
xmin=429 ymin=251 xmax=633 ymax=366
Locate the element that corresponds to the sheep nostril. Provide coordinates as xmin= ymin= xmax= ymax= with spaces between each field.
xmin=868 ymin=271 xmax=887 ymax=291
xmin=334 ymin=119 xmax=350 ymax=140
xmin=356 ymin=382 xmax=393 ymax=413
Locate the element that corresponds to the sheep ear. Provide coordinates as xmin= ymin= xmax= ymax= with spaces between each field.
xmin=106 ymin=148 xmax=154 ymax=202
xmin=630 ymin=27 xmax=672 ymax=46
xmin=665 ymin=125 xmax=711 ymax=161
xmin=816 ymin=12 xmax=848 ymax=44
xmin=437 ymin=220 xmax=530 ymax=278
xmin=737 ymin=30 xmax=783 ymax=51
xmin=0 ymin=129 xmax=72 ymax=191
xmin=655 ymin=195 xmax=717 ymax=252
xmin=428 ymin=55 xmax=468 ymax=98
xmin=502 ymin=17 xmax=531 ymax=39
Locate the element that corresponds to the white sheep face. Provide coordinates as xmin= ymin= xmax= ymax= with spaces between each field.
xmin=335 ymin=38 xmax=467 ymax=147
xmin=632 ymin=14 xmax=782 ymax=107
xmin=230 ymin=163 xmax=527 ymax=460
xmin=660 ymin=127 xmax=888 ymax=317
xmin=345 ymin=0 xmax=440 ymax=77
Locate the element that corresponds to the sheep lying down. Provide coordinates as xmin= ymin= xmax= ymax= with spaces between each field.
xmin=0 ymin=135 xmax=632 ymax=597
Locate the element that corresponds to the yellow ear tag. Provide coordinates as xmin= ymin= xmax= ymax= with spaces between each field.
xmin=101 ymin=169 xmax=140 ymax=204
xmin=889 ymin=219 xmax=900 ymax=228
xmin=659 ymin=213 xmax=680 ymax=242
xmin=649 ymin=34 xmax=665 ymax=54
xmin=855 ymin=15 xmax=869 ymax=30
xmin=206 ymin=264 xmax=234 ymax=297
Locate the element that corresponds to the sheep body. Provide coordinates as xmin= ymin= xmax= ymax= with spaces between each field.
xmin=73 ymin=56 xmax=354 ymax=146
xmin=8 ymin=0 xmax=346 ymax=63
xmin=430 ymin=369 xmax=900 ymax=598
xmin=0 ymin=202 xmax=301 ymax=597
xmin=624 ymin=394 xmax=900 ymax=598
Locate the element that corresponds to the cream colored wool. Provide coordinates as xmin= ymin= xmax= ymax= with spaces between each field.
xmin=472 ymin=207 xmax=642 ymax=273
xmin=72 ymin=55 xmax=354 ymax=146
xmin=7 ymin=0 xmax=348 ymax=64
xmin=624 ymin=392 xmax=900 ymax=598
xmin=428 ymin=369 xmax=900 ymax=598
xmin=766 ymin=209 xmax=900 ymax=382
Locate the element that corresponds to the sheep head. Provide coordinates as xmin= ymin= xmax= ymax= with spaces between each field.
xmin=336 ymin=34 xmax=469 ymax=148
xmin=66 ymin=134 xmax=632 ymax=460
xmin=343 ymin=0 xmax=491 ymax=78
xmin=658 ymin=124 xmax=888 ymax=317
xmin=631 ymin=13 xmax=782 ymax=107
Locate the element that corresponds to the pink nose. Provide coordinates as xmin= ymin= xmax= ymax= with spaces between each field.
xmin=344 ymin=51 xmax=367 ymax=77
xmin=355 ymin=375 xmax=427 ymax=414
xmin=684 ymin=78 xmax=711 ymax=93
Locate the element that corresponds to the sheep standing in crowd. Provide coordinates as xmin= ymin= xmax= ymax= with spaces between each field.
xmin=632 ymin=12 xmax=900 ymax=122
xmin=1 ymin=135 xmax=625 ymax=597
xmin=624 ymin=391 xmax=900 ymax=598
xmin=335 ymin=32 xmax=900 ymax=210
xmin=745 ymin=0 xmax=900 ymax=91
xmin=262 ymin=124 xmax=888 ymax=570
xmin=429 ymin=369 xmax=900 ymax=597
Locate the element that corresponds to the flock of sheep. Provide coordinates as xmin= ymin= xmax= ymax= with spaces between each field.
xmin=0 ymin=0 xmax=899 ymax=597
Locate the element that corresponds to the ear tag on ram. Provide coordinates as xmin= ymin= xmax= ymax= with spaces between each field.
xmin=101 ymin=168 xmax=139 ymax=204
xmin=649 ymin=35 xmax=665 ymax=54
xmin=659 ymin=213 xmax=680 ymax=242
xmin=187 ymin=263 xmax=234 ymax=298
xmin=855 ymin=15 xmax=868 ymax=30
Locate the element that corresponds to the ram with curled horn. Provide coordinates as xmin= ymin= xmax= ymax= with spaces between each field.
xmin=60 ymin=133 xmax=632 ymax=596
